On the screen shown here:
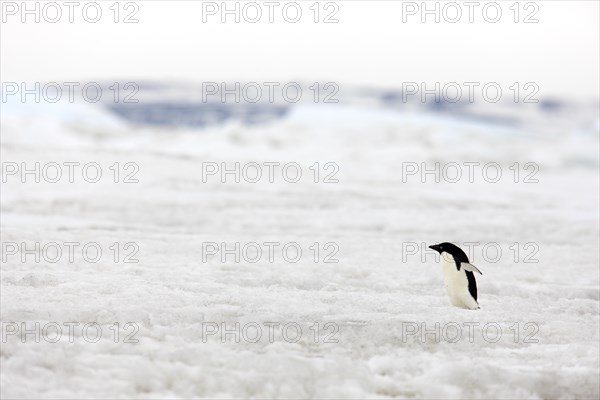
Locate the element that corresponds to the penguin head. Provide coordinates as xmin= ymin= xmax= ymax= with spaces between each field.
xmin=429 ymin=242 xmax=452 ymax=254
xmin=429 ymin=242 xmax=468 ymax=262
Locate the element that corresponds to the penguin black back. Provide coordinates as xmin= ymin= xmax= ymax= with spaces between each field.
xmin=466 ymin=271 xmax=477 ymax=302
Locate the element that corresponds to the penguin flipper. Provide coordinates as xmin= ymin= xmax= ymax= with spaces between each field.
xmin=462 ymin=263 xmax=483 ymax=275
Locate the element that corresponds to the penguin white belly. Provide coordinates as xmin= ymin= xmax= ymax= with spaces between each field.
xmin=441 ymin=255 xmax=479 ymax=310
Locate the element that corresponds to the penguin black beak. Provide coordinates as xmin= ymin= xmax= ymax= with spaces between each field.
xmin=429 ymin=244 xmax=440 ymax=253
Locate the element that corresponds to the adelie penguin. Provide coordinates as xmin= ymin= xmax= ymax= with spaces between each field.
xmin=429 ymin=242 xmax=483 ymax=310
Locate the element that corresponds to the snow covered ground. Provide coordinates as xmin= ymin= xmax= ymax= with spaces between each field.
xmin=1 ymin=92 xmax=599 ymax=398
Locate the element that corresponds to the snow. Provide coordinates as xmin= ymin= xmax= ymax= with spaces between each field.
xmin=1 ymin=95 xmax=599 ymax=399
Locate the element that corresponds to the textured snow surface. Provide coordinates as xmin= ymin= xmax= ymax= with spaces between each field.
xmin=1 ymin=100 xmax=599 ymax=399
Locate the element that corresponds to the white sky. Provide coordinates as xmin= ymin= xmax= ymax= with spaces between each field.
xmin=1 ymin=0 xmax=599 ymax=99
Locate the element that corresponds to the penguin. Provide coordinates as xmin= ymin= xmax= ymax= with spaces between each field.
xmin=428 ymin=242 xmax=483 ymax=310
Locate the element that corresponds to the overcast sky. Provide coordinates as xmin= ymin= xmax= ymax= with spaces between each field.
xmin=2 ymin=1 xmax=599 ymax=99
